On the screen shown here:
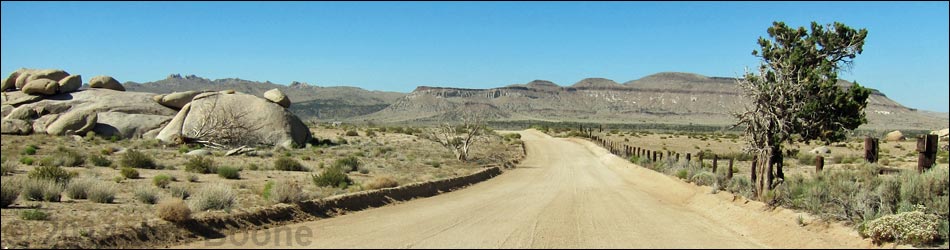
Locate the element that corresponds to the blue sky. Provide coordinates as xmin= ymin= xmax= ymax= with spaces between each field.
xmin=2 ymin=1 xmax=948 ymax=112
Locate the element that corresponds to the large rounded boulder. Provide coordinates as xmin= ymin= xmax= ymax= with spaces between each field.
xmin=154 ymin=90 xmax=206 ymax=109
xmin=22 ymin=79 xmax=60 ymax=95
xmin=156 ymin=91 xmax=311 ymax=148
xmin=89 ymin=75 xmax=125 ymax=91
xmin=45 ymin=109 xmax=97 ymax=135
xmin=885 ymin=130 xmax=905 ymax=142
xmin=58 ymin=75 xmax=83 ymax=93
xmin=264 ymin=88 xmax=291 ymax=108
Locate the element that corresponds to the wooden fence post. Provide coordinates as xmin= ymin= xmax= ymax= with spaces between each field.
xmin=918 ymin=134 xmax=938 ymax=173
xmin=686 ymin=153 xmax=691 ymax=164
xmin=865 ymin=137 xmax=879 ymax=164
xmin=815 ymin=155 xmax=824 ymax=173
xmin=712 ymin=154 xmax=718 ymax=173
xmin=727 ymin=158 xmax=734 ymax=180
xmin=698 ymin=153 xmax=704 ymax=168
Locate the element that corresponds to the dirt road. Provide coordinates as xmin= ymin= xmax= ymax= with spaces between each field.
xmin=177 ymin=130 xmax=877 ymax=248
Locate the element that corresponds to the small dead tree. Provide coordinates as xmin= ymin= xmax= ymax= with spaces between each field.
xmin=186 ymin=95 xmax=263 ymax=149
xmin=424 ymin=112 xmax=486 ymax=162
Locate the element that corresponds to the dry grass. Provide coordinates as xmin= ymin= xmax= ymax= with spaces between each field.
xmin=364 ymin=176 xmax=399 ymax=190
xmin=0 ymin=126 xmax=521 ymax=247
xmin=156 ymin=198 xmax=191 ymax=223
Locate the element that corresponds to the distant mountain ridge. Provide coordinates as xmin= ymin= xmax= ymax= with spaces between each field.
xmin=358 ymin=72 xmax=947 ymax=131
xmin=124 ymin=74 xmax=406 ymax=121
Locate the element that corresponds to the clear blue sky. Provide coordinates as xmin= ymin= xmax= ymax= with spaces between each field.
xmin=2 ymin=1 xmax=948 ymax=112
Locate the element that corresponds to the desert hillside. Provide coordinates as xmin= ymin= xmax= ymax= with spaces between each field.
xmin=357 ymin=72 xmax=947 ymax=131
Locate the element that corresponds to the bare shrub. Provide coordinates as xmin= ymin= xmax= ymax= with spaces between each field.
xmin=88 ymin=182 xmax=116 ymax=203
xmin=1 ymin=179 xmax=19 ymax=208
xmin=22 ymin=178 xmax=63 ymax=202
xmin=156 ymin=198 xmax=192 ymax=222
xmin=65 ymin=178 xmax=96 ymax=199
xmin=134 ymin=186 xmax=161 ymax=204
xmin=262 ymin=181 xmax=306 ymax=204
xmin=190 ymin=183 xmax=236 ymax=211
xmin=365 ymin=176 xmax=399 ymax=190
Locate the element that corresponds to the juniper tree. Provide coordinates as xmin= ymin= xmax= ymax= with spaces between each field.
xmin=735 ymin=21 xmax=871 ymax=198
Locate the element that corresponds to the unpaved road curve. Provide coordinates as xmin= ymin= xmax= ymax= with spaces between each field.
xmin=178 ymin=130 xmax=878 ymax=248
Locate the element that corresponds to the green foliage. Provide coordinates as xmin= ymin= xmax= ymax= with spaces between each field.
xmin=675 ymin=169 xmax=688 ymax=180
xmin=797 ymin=153 xmax=817 ymax=166
xmin=89 ymin=155 xmax=112 ymax=167
xmin=20 ymin=156 xmax=34 ymax=165
xmin=120 ymin=167 xmax=140 ymax=179
xmin=153 ymin=174 xmax=173 ymax=188
xmin=22 ymin=145 xmax=37 ymax=155
xmin=121 ymin=149 xmax=157 ymax=169
xmin=333 ymin=156 xmax=360 ymax=172
xmin=217 ymin=166 xmax=241 ymax=179
xmin=184 ymin=156 xmax=216 ymax=174
xmin=20 ymin=209 xmax=49 ymax=220
xmin=28 ymin=166 xmax=75 ymax=183
xmin=312 ymin=166 xmax=352 ymax=189
xmin=273 ymin=157 xmax=306 ymax=171
xmin=749 ymin=21 xmax=870 ymax=144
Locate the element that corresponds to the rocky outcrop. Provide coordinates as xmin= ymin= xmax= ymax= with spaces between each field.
xmin=156 ymin=92 xmax=311 ymax=148
xmin=89 ymin=75 xmax=125 ymax=91
xmin=45 ymin=109 xmax=97 ymax=135
xmin=22 ymin=79 xmax=60 ymax=95
xmin=264 ymin=88 xmax=290 ymax=108
xmin=154 ymin=90 xmax=206 ymax=109
xmin=808 ymin=146 xmax=831 ymax=154
xmin=16 ymin=69 xmax=70 ymax=89
xmin=58 ymin=75 xmax=83 ymax=93
xmin=1 ymin=119 xmax=33 ymax=134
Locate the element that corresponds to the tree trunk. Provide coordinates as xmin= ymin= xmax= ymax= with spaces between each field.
xmin=772 ymin=145 xmax=784 ymax=180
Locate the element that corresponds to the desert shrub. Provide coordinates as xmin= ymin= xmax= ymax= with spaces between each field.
xmin=365 ymin=176 xmax=399 ymax=190
xmin=365 ymin=130 xmax=377 ymax=137
xmin=89 ymin=155 xmax=112 ymax=167
xmin=675 ymin=169 xmax=688 ymax=180
xmin=190 ymin=183 xmax=236 ymax=211
xmin=22 ymin=145 xmax=37 ymax=155
xmin=898 ymin=168 xmax=949 ymax=217
xmin=690 ymin=172 xmax=717 ymax=186
xmin=797 ymin=153 xmax=817 ymax=166
xmin=1 ymin=160 xmax=16 ymax=176
xmin=217 ymin=166 xmax=241 ymax=179
xmin=156 ymin=198 xmax=192 ymax=222
xmin=1 ymin=180 xmax=19 ymax=208
xmin=153 ymin=174 xmax=173 ymax=188
xmin=184 ymin=156 xmax=216 ymax=174
xmin=20 ymin=209 xmax=49 ymax=220
xmin=120 ymin=167 xmax=140 ymax=179
xmin=20 ymin=156 xmax=35 ymax=165
xmin=50 ymin=147 xmax=86 ymax=167
xmin=134 ymin=186 xmax=160 ymax=204
xmin=864 ymin=205 xmax=940 ymax=245
xmin=273 ymin=157 xmax=306 ymax=171
xmin=22 ymin=178 xmax=63 ymax=202
xmin=65 ymin=178 xmax=97 ymax=199
xmin=187 ymin=174 xmax=199 ymax=183
xmin=312 ymin=167 xmax=352 ymax=189
xmin=88 ymin=182 xmax=116 ymax=203
xmin=28 ymin=166 xmax=74 ymax=183
xmin=121 ymin=149 xmax=157 ymax=169
xmin=168 ymin=184 xmax=191 ymax=200
xmin=345 ymin=130 xmax=359 ymax=136
xmin=725 ymin=176 xmax=755 ymax=198
xmin=333 ymin=156 xmax=360 ymax=172
xmin=262 ymin=181 xmax=306 ymax=204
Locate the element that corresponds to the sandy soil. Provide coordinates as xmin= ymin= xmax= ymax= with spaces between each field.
xmin=176 ymin=129 xmax=885 ymax=249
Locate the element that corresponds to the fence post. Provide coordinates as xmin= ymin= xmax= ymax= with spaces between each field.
xmin=712 ymin=154 xmax=718 ymax=173
xmin=815 ymin=155 xmax=824 ymax=173
xmin=686 ymin=153 xmax=691 ymax=164
xmin=727 ymin=158 xmax=734 ymax=180
xmin=698 ymin=153 xmax=704 ymax=168
xmin=652 ymin=151 xmax=658 ymax=162
xmin=865 ymin=137 xmax=879 ymax=164
xmin=917 ymin=134 xmax=938 ymax=173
